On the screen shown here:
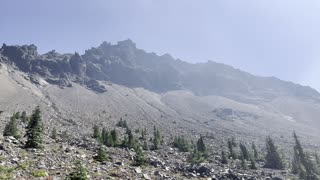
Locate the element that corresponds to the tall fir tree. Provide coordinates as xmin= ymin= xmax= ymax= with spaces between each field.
xmin=173 ymin=136 xmax=190 ymax=152
xmin=140 ymin=128 xmax=147 ymax=140
xmin=292 ymin=132 xmax=319 ymax=180
xmin=3 ymin=114 xmax=19 ymax=139
xmin=250 ymin=157 xmax=258 ymax=170
xmin=315 ymin=152 xmax=320 ymax=165
xmin=92 ymin=125 xmax=102 ymax=142
xmin=240 ymin=142 xmax=250 ymax=161
xmin=66 ymin=160 xmax=88 ymax=180
xmin=50 ymin=127 xmax=57 ymax=140
xmin=20 ymin=111 xmax=28 ymax=124
xmin=221 ymin=150 xmax=228 ymax=164
xmin=134 ymin=145 xmax=146 ymax=166
xmin=25 ymin=107 xmax=44 ymax=149
xmin=228 ymin=139 xmax=237 ymax=159
xmin=94 ymin=145 xmax=108 ymax=162
xmin=197 ymin=136 xmax=206 ymax=153
xmin=252 ymin=142 xmax=259 ymax=160
xmin=111 ymin=129 xmax=119 ymax=146
xmin=153 ymin=126 xmax=161 ymax=150
xmin=264 ymin=136 xmax=284 ymax=170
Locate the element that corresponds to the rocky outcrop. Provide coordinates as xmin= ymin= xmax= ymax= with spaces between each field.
xmin=0 ymin=40 xmax=319 ymax=99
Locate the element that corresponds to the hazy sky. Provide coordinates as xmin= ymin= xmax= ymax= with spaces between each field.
xmin=1 ymin=0 xmax=320 ymax=90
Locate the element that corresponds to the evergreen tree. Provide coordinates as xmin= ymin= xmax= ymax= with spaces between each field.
xmin=140 ymin=128 xmax=147 ymax=140
xmin=121 ymin=135 xmax=129 ymax=148
xmin=315 ymin=153 xmax=320 ymax=165
xmin=250 ymin=157 xmax=258 ymax=169
xmin=264 ymin=136 xmax=284 ymax=169
xmin=127 ymin=129 xmax=137 ymax=149
xmin=116 ymin=118 xmax=128 ymax=129
xmin=92 ymin=125 xmax=101 ymax=142
xmin=240 ymin=142 xmax=250 ymax=160
xmin=94 ymin=145 xmax=108 ymax=162
xmin=101 ymin=127 xmax=107 ymax=144
xmin=20 ymin=111 xmax=28 ymax=124
xmin=101 ymin=128 xmax=113 ymax=147
xmin=197 ymin=136 xmax=206 ymax=153
xmin=153 ymin=126 xmax=161 ymax=150
xmin=173 ymin=136 xmax=190 ymax=152
xmin=241 ymin=156 xmax=248 ymax=170
xmin=25 ymin=107 xmax=44 ymax=149
xmin=189 ymin=148 xmax=205 ymax=165
xmin=292 ymin=132 xmax=319 ymax=180
xmin=50 ymin=127 xmax=57 ymax=140
xmin=3 ymin=115 xmax=19 ymax=139
xmin=221 ymin=150 xmax=228 ymax=164
xmin=231 ymin=136 xmax=237 ymax=147
xmin=228 ymin=139 xmax=237 ymax=159
xmin=66 ymin=161 xmax=89 ymax=180
xmin=110 ymin=129 xmax=119 ymax=146
xmin=13 ymin=112 xmax=20 ymax=119
xmin=252 ymin=142 xmax=259 ymax=160
xmin=134 ymin=145 xmax=146 ymax=166
xmin=143 ymin=140 xmax=149 ymax=150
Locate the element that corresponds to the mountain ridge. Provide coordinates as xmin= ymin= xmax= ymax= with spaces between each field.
xmin=1 ymin=40 xmax=319 ymax=102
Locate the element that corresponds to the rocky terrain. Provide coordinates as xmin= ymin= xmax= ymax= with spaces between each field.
xmin=0 ymin=40 xmax=319 ymax=179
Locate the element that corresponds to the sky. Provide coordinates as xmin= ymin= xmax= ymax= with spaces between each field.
xmin=1 ymin=0 xmax=320 ymax=91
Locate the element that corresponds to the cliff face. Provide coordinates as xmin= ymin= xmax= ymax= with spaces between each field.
xmin=1 ymin=40 xmax=318 ymax=102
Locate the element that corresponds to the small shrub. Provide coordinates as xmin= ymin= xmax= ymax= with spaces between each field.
xmin=32 ymin=169 xmax=47 ymax=177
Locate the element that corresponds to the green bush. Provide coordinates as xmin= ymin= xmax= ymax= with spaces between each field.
xmin=32 ymin=169 xmax=47 ymax=177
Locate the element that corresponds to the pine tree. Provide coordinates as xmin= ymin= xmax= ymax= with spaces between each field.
xmin=143 ymin=140 xmax=149 ymax=150
xmin=241 ymin=156 xmax=248 ymax=170
xmin=197 ymin=136 xmax=206 ymax=153
xmin=264 ymin=136 xmax=284 ymax=169
xmin=250 ymin=157 xmax=258 ymax=169
xmin=121 ymin=135 xmax=129 ymax=148
xmin=221 ymin=150 xmax=228 ymax=164
xmin=94 ymin=145 xmax=108 ymax=162
xmin=292 ymin=132 xmax=319 ymax=180
xmin=3 ymin=115 xmax=19 ymax=139
xmin=173 ymin=136 xmax=190 ymax=152
xmin=228 ymin=139 xmax=237 ymax=159
xmin=240 ymin=142 xmax=250 ymax=161
xmin=140 ymin=128 xmax=147 ymax=140
xmin=13 ymin=112 xmax=20 ymax=119
xmin=127 ymin=129 xmax=137 ymax=149
xmin=189 ymin=148 xmax=205 ymax=165
xmin=92 ymin=125 xmax=101 ymax=142
xmin=153 ymin=126 xmax=161 ymax=150
xmin=134 ymin=145 xmax=146 ymax=166
xmin=20 ymin=111 xmax=28 ymax=124
xmin=231 ymin=136 xmax=237 ymax=147
xmin=116 ymin=118 xmax=128 ymax=129
xmin=50 ymin=127 xmax=57 ymax=140
xmin=101 ymin=127 xmax=107 ymax=144
xmin=111 ymin=129 xmax=119 ymax=146
xmin=252 ymin=142 xmax=259 ymax=160
xmin=66 ymin=161 xmax=89 ymax=180
xmin=25 ymin=106 xmax=44 ymax=149
xmin=315 ymin=153 xmax=320 ymax=165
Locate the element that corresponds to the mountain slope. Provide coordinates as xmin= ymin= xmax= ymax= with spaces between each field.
xmin=0 ymin=40 xmax=319 ymax=149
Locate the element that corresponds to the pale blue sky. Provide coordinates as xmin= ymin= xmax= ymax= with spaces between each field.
xmin=1 ymin=0 xmax=320 ymax=90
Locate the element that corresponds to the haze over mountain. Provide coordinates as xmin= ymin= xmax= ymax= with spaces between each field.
xmin=1 ymin=40 xmax=320 ymax=143
xmin=0 ymin=40 xmax=320 ymax=179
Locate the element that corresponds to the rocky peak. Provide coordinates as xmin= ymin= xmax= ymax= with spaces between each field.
xmin=0 ymin=40 xmax=319 ymax=99
xmin=69 ymin=52 xmax=86 ymax=76
xmin=116 ymin=39 xmax=137 ymax=49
